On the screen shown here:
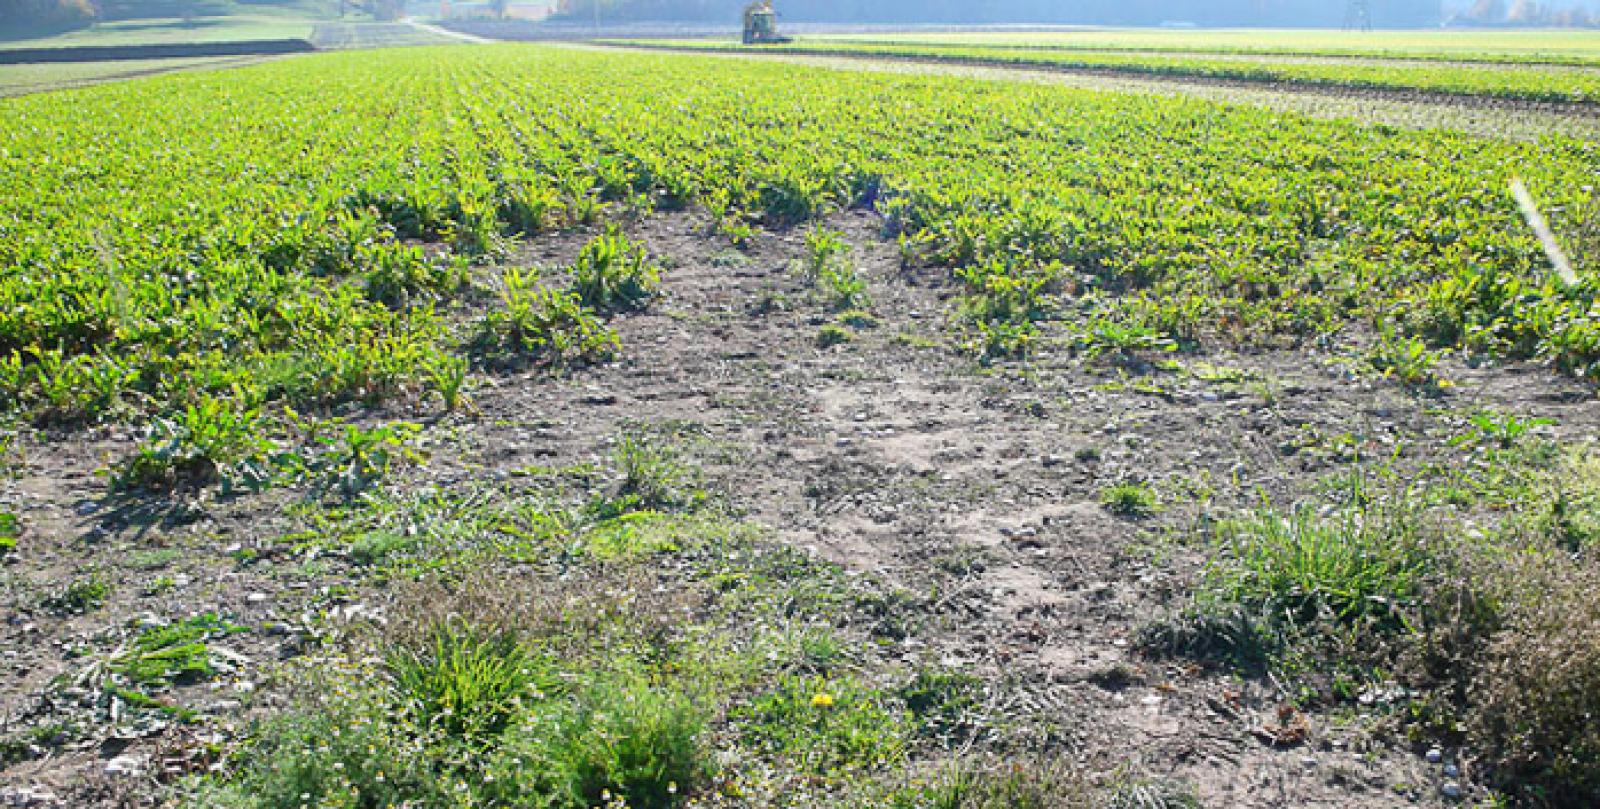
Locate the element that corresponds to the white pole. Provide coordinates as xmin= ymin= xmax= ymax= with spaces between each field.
xmin=1511 ymin=178 xmax=1580 ymax=287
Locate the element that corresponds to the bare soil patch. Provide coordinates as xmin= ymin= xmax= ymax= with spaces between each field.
xmin=2 ymin=209 xmax=1596 ymax=806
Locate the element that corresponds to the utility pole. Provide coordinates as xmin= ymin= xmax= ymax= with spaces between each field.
xmin=593 ymin=0 xmax=601 ymax=37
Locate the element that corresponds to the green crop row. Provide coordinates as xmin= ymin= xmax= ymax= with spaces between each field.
xmin=0 ymin=44 xmax=1596 ymax=436
xmin=810 ymin=29 xmax=1600 ymax=67
xmin=632 ymin=39 xmax=1600 ymax=104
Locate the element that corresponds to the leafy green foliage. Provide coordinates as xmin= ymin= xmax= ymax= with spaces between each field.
xmin=43 ymin=573 xmax=110 ymax=614
xmin=954 ymin=262 xmax=1061 ymax=360
xmin=888 ymin=760 xmax=1089 ymax=809
xmin=116 ymin=397 xmax=277 ymax=494
xmin=898 ymin=668 xmax=983 ymax=740
xmin=0 ymin=511 xmax=16 ymax=558
xmin=476 ymin=269 xmax=619 ymax=367
xmin=387 ymin=623 xmax=550 ymax=745
xmin=1101 ymin=481 xmax=1159 ymax=518
xmin=362 ymin=244 xmax=467 ymax=310
xmin=733 ymin=673 xmax=910 ymax=775
xmin=3 ymin=46 xmax=1598 ymax=458
xmin=488 ymin=678 xmax=710 ymax=809
xmin=816 ymin=323 xmax=852 ymax=348
xmin=570 ymin=225 xmax=661 ymax=313
xmin=654 ymin=38 xmax=1600 ymax=103
xmin=802 ymin=227 xmax=869 ymax=311
xmin=111 ymin=613 xmax=245 ymax=686
xmin=1206 ymin=506 xmax=1429 ymax=631
xmin=1367 ymin=330 xmax=1449 ymax=392
xmin=587 ymin=435 xmax=705 ymax=520
xmin=306 ymin=421 xmax=422 ymax=499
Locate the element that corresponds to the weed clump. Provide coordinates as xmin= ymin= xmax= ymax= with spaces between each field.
xmin=899 ymin=668 xmax=984 ymax=740
xmin=1101 ymin=481 xmax=1159 ymax=518
xmin=586 ymin=435 xmax=705 ymax=522
xmin=387 ymin=622 xmax=552 ymax=745
xmin=1143 ymin=449 xmax=1600 ymax=802
xmin=112 ymin=613 xmax=245 ymax=687
xmin=887 ymin=758 xmax=1091 ymax=808
xmin=488 ymin=679 xmax=709 ymax=809
xmin=570 ymin=225 xmax=661 ymax=313
xmin=199 ymin=599 xmax=713 ymax=809
xmin=954 ymin=260 xmax=1062 ymax=361
xmin=475 ymin=268 xmax=618 ymax=367
xmin=44 ymin=573 xmax=110 ymax=615
xmin=1464 ymin=549 xmax=1600 ymax=804
xmin=0 ymin=511 xmax=16 ymax=558
xmin=116 ymin=397 xmax=275 ymax=495
xmin=1209 ymin=506 xmax=1428 ymax=630
xmin=362 ymin=244 xmax=467 ymax=310
xmin=817 ymin=323 xmax=853 ymax=348
xmin=733 ymin=673 xmax=911 ymax=776
xmin=802 ymin=227 xmax=870 ymax=311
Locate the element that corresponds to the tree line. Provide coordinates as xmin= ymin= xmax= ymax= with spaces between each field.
xmin=552 ymin=0 xmax=1450 ymax=28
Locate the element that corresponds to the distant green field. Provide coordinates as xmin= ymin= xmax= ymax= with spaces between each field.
xmin=635 ymin=37 xmax=1600 ymax=103
xmin=310 ymin=22 xmax=466 ymax=49
xmin=0 ymin=56 xmax=257 ymax=96
xmin=818 ymin=28 xmax=1600 ymax=65
xmin=0 ymin=15 xmax=315 ymax=50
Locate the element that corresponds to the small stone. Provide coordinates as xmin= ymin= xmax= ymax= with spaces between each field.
xmin=1425 ymin=748 xmax=1443 ymax=764
xmin=1444 ymin=763 xmax=1460 ymax=778
xmin=104 ymin=753 xmax=145 ymax=778
xmin=1300 ymin=756 xmax=1317 ymax=768
xmin=1440 ymin=781 xmax=1462 ymax=800
xmin=2 ymin=786 xmax=60 ymax=807
xmin=246 ymin=592 xmax=268 ymax=605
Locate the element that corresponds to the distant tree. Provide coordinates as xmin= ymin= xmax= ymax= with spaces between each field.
xmin=490 ymin=0 xmax=509 ymax=17
xmin=371 ymin=0 xmax=403 ymax=19
xmin=551 ymin=0 xmax=1442 ymax=27
xmin=1466 ymin=0 xmax=1507 ymax=21
xmin=1506 ymin=0 xmax=1543 ymax=22
xmin=0 ymin=0 xmax=97 ymax=34
xmin=1550 ymin=6 xmax=1593 ymax=26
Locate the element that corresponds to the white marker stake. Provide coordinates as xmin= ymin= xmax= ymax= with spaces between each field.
xmin=1510 ymin=178 xmax=1580 ymax=288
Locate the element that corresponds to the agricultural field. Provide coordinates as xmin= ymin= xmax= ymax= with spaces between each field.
xmin=817 ymin=28 xmax=1600 ymax=64
xmin=632 ymin=37 xmax=1600 ymax=104
xmin=0 ymin=15 xmax=317 ymax=50
xmin=308 ymin=22 xmax=471 ymax=49
xmin=0 ymin=39 xmax=1598 ymax=809
xmin=0 ymin=56 xmax=259 ymax=97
